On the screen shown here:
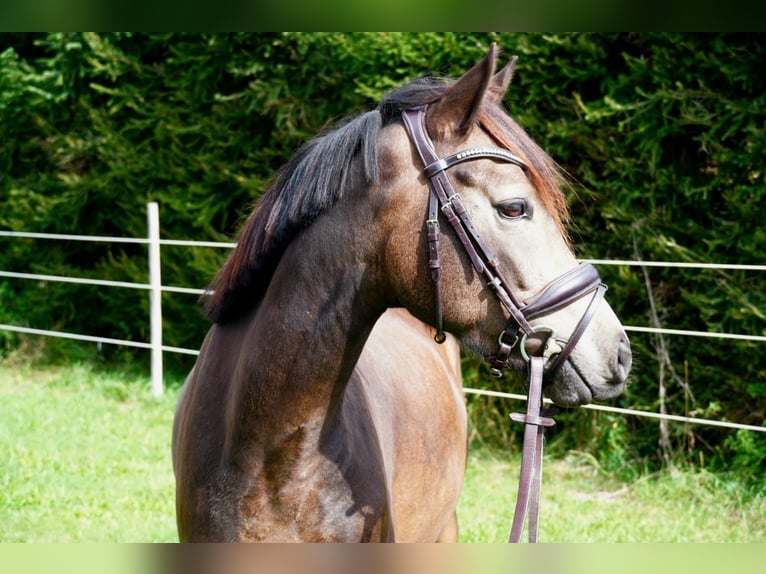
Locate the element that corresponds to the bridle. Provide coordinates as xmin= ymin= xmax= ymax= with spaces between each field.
xmin=402 ymin=107 xmax=606 ymax=377
xmin=402 ymin=107 xmax=608 ymax=543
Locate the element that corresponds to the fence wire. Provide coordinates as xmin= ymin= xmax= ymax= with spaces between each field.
xmin=1 ymin=223 xmax=764 ymax=434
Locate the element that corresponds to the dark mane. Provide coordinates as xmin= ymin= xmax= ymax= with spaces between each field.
xmin=204 ymin=76 xmax=569 ymax=324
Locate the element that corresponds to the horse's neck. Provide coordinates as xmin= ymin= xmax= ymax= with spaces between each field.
xmin=222 ymin=214 xmax=387 ymax=459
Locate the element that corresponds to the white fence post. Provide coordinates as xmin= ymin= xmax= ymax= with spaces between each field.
xmin=147 ymin=202 xmax=163 ymax=397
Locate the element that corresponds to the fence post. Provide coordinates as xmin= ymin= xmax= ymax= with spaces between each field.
xmin=147 ymin=202 xmax=163 ymax=397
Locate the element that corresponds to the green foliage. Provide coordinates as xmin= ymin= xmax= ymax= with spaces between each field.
xmin=1 ymin=33 xmax=765 ymax=474
xmin=717 ymin=428 xmax=766 ymax=494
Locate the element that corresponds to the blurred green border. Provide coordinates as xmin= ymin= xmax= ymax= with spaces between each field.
xmin=1 ymin=544 xmax=764 ymax=574
xmin=0 ymin=0 xmax=754 ymax=32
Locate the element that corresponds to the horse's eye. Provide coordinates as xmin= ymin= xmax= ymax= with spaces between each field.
xmin=497 ymin=200 xmax=530 ymax=220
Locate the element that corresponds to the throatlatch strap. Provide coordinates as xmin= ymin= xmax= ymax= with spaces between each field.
xmin=427 ymin=191 xmax=446 ymax=343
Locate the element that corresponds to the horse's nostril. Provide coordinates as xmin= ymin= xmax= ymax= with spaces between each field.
xmin=616 ymin=337 xmax=632 ymax=380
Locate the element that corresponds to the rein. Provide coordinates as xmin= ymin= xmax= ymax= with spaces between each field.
xmin=402 ymin=107 xmax=607 ymax=543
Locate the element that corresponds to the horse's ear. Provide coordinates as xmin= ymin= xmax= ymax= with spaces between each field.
xmin=426 ymin=43 xmax=499 ymax=139
xmin=487 ymin=55 xmax=518 ymax=104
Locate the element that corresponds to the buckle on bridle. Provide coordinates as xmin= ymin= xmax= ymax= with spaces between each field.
xmin=489 ymin=330 xmax=520 ymax=377
xmin=440 ymin=193 xmax=461 ymax=214
xmin=519 ymin=325 xmax=563 ymax=365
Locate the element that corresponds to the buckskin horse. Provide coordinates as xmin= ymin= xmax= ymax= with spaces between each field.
xmin=172 ymin=44 xmax=632 ymax=542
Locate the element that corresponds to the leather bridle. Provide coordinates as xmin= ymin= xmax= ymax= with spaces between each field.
xmin=402 ymin=106 xmax=608 ymax=542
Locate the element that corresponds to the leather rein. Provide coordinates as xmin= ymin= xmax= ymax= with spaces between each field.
xmin=401 ymin=107 xmax=607 ymax=543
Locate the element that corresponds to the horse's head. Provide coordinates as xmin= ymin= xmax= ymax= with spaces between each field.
xmin=379 ymin=44 xmax=631 ymax=407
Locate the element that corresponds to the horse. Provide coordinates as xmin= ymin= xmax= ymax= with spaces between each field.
xmin=172 ymin=43 xmax=632 ymax=542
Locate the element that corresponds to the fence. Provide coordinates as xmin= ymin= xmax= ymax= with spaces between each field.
xmin=1 ymin=202 xmax=765 ymax=435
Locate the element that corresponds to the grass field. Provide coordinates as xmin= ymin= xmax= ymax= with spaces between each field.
xmin=1 ymin=361 xmax=764 ymax=543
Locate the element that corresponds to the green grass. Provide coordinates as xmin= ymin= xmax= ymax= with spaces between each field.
xmin=458 ymin=451 xmax=766 ymax=542
xmin=1 ymin=362 xmax=763 ymax=543
xmin=0 ymin=362 xmax=178 ymax=542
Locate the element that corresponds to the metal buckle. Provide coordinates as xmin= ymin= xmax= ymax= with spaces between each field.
xmin=519 ymin=325 xmax=563 ymax=364
xmin=489 ymin=330 xmax=520 ymax=378
xmin=440 ymin=193 xmax=461 ymax=214
xmin=498 ymin=329 xmax=520 ymax=350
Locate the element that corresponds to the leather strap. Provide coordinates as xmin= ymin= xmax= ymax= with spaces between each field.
xmin=424 ymin=146 xmax=526 ymax=178
xmin=545 ymin=282 xmax=607 ymax=376
xmin=522 ymin=263 xmax=602 ymax=320
xmin=427 ymin=191 xmax=446 ymax=342
xmin=508 ymin=356 xmax=555 ymax=542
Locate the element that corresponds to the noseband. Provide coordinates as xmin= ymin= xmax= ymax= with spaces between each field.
xmin=402 ymin=107 xmax=607 ymax=542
